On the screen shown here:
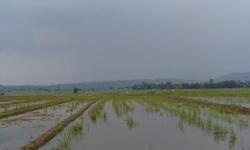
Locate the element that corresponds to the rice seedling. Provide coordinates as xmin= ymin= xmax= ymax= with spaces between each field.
xmin=229 ymin=129 xmax=237 ymax=149
xmin=126 ymin=117 xmax=135 ymax=129
xmin=112 ymin=99 xmax=133 ymax=117
xmin=88 ymin=100 xmax=106 ymax=123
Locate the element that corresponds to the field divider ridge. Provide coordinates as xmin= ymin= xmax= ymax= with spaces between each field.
xmin=19 ymin=100 xmax=96 ymax=150
xmin=167 ymin=96 xmax=250 ymax=114
xmin=0 ymin=99 xmax=72 ymax=119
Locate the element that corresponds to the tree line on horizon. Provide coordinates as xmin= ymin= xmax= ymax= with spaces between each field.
xmin=131 ymin=79 xmax=250 ymax=90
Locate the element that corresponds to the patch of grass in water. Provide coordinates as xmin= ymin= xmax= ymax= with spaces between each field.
xmin=112 ymin=99 xmax=133 ymax=117
xmin=229 ymin=129 xmax=237 ymax=149
xmin=213 ymin=125 xmax=228 ymax=142
xmin=66 ymin=101 xmax=80 ymax=112
xmin=103 ymin=112 xmax=107 ymax=121
xmin=88 ymin=100 xmax=106 ymax=123
xmin=126 ymin=117 xmax=135 ymax=129
xmin=238 ymin=118 xmax=248 ymax=128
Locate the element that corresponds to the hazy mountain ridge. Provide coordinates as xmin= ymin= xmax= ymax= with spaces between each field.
xmin=2 ymin=72 xmax=250 ymax=91
xmin=216 ymin=72 xmax=250 ymax=81
xmin=0 ymin=79 xmax=195 ymax=91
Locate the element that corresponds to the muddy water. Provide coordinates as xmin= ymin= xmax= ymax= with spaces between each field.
xmin=41 ymin=101 xmax=250 ymax=150
xmin=0 ymin=101 xmax=87 ymax=150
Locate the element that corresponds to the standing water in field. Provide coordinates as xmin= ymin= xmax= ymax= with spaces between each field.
xmin=41 ymin=99 xmax=250 ymax=150
xmin=0 ymin=101 xmax=87 ymax=150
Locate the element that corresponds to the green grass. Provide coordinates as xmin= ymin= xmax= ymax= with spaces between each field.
xmin=126 ymin=117 xmax=135 ymax=129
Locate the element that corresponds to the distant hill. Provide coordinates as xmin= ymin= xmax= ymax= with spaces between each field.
xmin=216 ymin=72 xmax=250 ymax=81
xmin=0 ymin=78 xmax=196 ymax=91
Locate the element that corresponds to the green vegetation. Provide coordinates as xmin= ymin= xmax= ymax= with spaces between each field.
xmin=126 ymin=117 xmax=135 ymax=129
xmin=112 ymin=99 xmax=133 ymax=117
xmin=88 ymin=100 xmax=106 ymax=123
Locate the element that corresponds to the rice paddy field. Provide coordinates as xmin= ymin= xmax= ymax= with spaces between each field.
xmin=1 ymin=89 xmax=250 ymax=150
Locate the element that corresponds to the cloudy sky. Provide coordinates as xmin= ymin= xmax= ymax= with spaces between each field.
xmin=1 ymin=0 xmax=250 ymax=85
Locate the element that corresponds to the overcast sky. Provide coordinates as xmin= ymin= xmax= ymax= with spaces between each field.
xmin=1 ymin=0 xmax=250 ymax=85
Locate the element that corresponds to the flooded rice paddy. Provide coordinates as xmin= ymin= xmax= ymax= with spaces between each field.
xmin=1 ymin=90 xmax=250 ymax=150
xmin=0 ymin=101 xmax=87 ymax=150
xmin=40 ymin=99 xmax=250 ymax=150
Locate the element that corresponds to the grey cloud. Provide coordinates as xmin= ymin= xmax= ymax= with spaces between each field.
xmin=1 ymin=0 xmax=250 ymax=85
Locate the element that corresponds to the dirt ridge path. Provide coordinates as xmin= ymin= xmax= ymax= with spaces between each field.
xmin=19 ymin=101 xmax=96 ymax=150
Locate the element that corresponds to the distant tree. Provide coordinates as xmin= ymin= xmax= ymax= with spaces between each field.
xmin=73 ymin=88 xmax=78 ymax=94
xmin=0 ymin=93 xmax=4 ymax=96
xmin=132 ymin=85 xmax=138 ymax=90
xmin=131 ymin=80 xmax=250 ymax=90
